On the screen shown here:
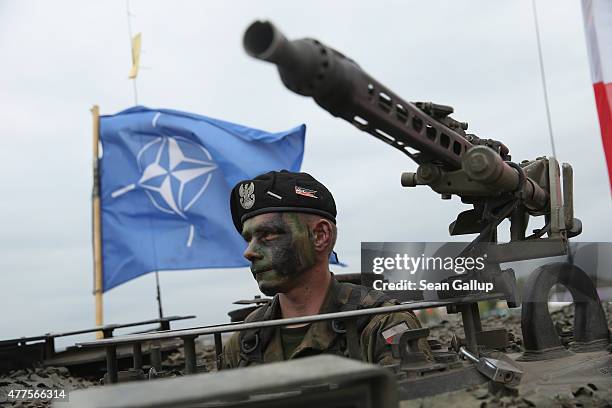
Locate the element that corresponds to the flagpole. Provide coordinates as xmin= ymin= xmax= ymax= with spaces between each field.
xmin=91 ymin=105 xmax=104 ymax=339
xmin=155 ymin=271 xmax=163 ymax=319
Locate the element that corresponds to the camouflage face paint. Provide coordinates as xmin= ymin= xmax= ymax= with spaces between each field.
xmin=241 ymin=213 xmax=317 ymax=296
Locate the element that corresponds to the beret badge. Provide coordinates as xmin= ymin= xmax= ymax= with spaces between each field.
xmin=239 ymin=182 xmax=255 ymax=209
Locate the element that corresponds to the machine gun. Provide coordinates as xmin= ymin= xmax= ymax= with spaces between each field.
xmin=243 ymin=21 xmax=582 ymax=260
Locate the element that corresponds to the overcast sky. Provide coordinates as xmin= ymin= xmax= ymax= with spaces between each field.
xmin=1 ymin=0 xmax=610 ymax=348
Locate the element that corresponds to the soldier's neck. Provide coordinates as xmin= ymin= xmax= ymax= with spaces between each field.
xmin=278 ymin=266 xmax=331 ymax=320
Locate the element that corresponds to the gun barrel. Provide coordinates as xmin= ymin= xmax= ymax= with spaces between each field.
xmin=244 ymin=21 xmax=550 ymax=214
xmin=244 ymin=21 xmax=298 ymax=67
xmin=243 ymin=20 xmax=472 ymax=169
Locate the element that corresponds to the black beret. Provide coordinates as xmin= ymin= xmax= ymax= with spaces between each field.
xmin=230 ymin=170 xmax=336 ymax=232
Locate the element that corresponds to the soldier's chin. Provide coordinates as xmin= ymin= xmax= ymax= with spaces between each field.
xmin=256 ymin=278 xmax=290 ymax=296
xmin=258 ymin=281 xmax=282 ymax=296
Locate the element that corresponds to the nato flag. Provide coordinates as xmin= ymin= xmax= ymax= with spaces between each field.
xmin=99 ymin=107 xmax=305 ymax=292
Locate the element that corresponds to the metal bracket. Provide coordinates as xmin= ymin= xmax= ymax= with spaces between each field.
xmin=519 ymin=262 xmax=610 ymax=361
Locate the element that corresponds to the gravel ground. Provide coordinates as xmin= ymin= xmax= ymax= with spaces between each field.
xmin=1 ymin=303 xmax=610 ymax=407
xmin=428 ymin=301 xmax=612 ymax=351
xmin=404 ymin=302 xmax=612 ymax=408
xmin=400 ymin=382 xmax=612 ymax=408
xmin=0 ymin=366 xmax=97 ymax=407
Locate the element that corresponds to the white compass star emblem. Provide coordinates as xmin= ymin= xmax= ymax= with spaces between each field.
xmin=111 ymin=131 xmax=217 ymax=247
xmin=137 ymin=136 xmax=217 ymax=219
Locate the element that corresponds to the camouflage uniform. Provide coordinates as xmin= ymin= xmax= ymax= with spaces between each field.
xmin=222 ymin=275 xmax=430 ymax=368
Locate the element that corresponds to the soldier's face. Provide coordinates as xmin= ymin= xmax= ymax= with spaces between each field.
xmin=241 ymin=213 xmax=317 ymax=296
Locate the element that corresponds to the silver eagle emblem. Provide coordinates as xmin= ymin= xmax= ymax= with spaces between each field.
xmin=239 ymin=182 xmax=255 ymax=209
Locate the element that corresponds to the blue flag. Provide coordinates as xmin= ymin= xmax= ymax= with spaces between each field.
xmin=99 ymin=106 xmax=305 ymax=292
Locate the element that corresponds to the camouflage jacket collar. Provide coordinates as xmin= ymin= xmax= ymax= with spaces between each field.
xmin=263 ymin=274 xmax=348 ymax=361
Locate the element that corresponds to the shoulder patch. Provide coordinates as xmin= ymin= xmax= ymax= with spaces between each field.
xmin=381 ymin=321 xmax=410 ymax=344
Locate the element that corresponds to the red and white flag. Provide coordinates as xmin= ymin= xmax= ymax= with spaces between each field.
xmin=582 ymin=0 xmax=612 ymax=191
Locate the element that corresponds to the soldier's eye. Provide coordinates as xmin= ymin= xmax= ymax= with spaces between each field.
xmin=261 ymin=233 xmax=279 ymax=242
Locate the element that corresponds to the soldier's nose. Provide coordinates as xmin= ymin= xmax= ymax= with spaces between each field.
xmin=243 ymin=243 xmax=262 ymax=262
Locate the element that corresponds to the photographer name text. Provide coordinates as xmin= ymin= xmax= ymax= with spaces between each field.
xmin=372 ymin=279 xmax=493 ymax=292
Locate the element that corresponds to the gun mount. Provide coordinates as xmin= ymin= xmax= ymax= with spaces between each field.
xmin=243 ymin=21 xmax=582 ymax=256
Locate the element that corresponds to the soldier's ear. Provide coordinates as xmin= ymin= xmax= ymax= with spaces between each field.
xmin=311 ymin=218 xmax=333 ymax=254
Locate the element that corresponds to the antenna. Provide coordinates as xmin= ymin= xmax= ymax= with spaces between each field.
xmin=531 ymin=0 xmax=558 ymax=158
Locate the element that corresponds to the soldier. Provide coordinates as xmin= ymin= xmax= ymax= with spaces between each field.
xmin=223 ymin=170 xmax=429 ymax=368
